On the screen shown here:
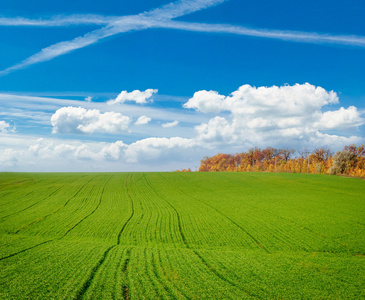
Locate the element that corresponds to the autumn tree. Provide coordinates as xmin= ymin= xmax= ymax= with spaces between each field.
xmin=329 ymin=150 xmax=356 ymax=175
xmin=278 ymin=148 xmax=295 ymax=161
xmin=312 ymin=148 xmax=331 ymax=163
xmin=197 ymin=145 xmax=364 ymax=177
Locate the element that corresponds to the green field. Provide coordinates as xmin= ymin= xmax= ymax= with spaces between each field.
xmin=0 ymin=172 xmax=364 ymax=299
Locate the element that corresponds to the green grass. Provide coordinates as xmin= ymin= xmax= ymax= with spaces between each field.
xmin=0 ymin=172 xmax=364 ymax=299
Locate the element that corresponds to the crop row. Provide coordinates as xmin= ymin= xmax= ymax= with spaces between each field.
xmin=0 ymin=172 xmax=364 ymax=299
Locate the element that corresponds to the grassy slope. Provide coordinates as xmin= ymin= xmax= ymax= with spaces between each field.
xmin=0 ymin=172 xmax=364 ymax=299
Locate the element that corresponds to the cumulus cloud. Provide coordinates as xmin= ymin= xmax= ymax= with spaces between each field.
xmin=124 ymin=137 xmax=195 ymax=163
xmin=195 ymin=116 xmax=235 ymax=145
xmin=51 ymin=106 xmax=131 ymax=134
xmin=27 ymin=136 xmax=196 ymax=165
xmin=135 ymin=115 xmax=151 ymax=125
xmin=186 ymin=83 xmax=364 ymax=149
xmin=183 ymin=90 xmax=226 ymax=113
xmin=29 ymin=138 xmax=127 ymax=161
xmin=315 ymin=106 xmax=364 ymax=130
xmin=184 ymin=83 xmax=339 ymax=115
xmin=108 ymin=89 xmax=158 ymax=105
xmin=36 ymin=83 xmax=365 ymax=168
xmin=309 ymin=132 xmax=363 ymax=149
xmin=162 ymin=120 xmax=179 ymax=128
xmin=1 ymin=82 xmax=363 ymax=172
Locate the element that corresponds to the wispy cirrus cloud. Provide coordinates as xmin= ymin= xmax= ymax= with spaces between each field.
xmin=1 ymin=0 xmax=365 ymax=77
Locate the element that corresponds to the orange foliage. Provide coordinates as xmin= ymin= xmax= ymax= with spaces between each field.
xmin=198 ymin=145 xmax=365 ymax=178
xmin=342 ymin=145 xmax=365 ymax=177
xmin=174 ymin=168 xmax=192 ymax=172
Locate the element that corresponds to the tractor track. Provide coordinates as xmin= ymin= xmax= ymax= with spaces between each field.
xmin=75 ymin=174 xmax=135 ymax=300
xmin=160 ymin=173 xmax=270 ymax=253
xmin=143 ymin=173 xmax=258 ymax=298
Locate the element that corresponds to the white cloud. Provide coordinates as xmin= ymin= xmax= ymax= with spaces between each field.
xmin=124 ymin=137 xmax=195 ymax=163
xmin=108 ymin=89 xmax=158 ymax=105
xmin=51 ymin=106 xmax=131 ymax=134
xmin=315 ymin=106 xmax=364 ymax=130
xmin=100 ymin=141 xmax=127 ymax=160
xmin=135 ymin=115 xmax=151 ymax=125
xmin=183 ymin=90 xmax=226 ymax=113
xmin=0 ymin=120 xmax=15 ymax=133
xmin=187 ymin=83 xmax=364 ymax=149
xmin=0 ymin=92 xmax=206 ymax=144
xmin=195 ymin=116 xmax=234 ymax=145
xmin=309 ymin=132 xmax=363 ymax=149
xmin=162 ymin=120 xmax=179 ymax=128
xmin=29 ymin=138 xmax=127 ymax=161
xmin=23 ymin=136 xmax=197 ymax=168
xmin=0 ymin=148 xmax=19 ymax=167
xmin=85 ymin=96 xmax=92 ymax=102
xmin=0 ymin=121 xmax=10 ymax=133
xmin=184 ymin=83 xmax=338 ymax=115
xmin=0 ymin=82 xmax=363 ymax=172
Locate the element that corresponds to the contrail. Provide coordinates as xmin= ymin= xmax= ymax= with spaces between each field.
xmin=0 ymin=15 xmax=117 ymax=26
xmin=1 ymin=0 xmax=364 ymax=76
xmin=0 ymin=19 xmax=149 ymax=76
xmin=160 ymin=21 xmax=365 ymax=47
xmin=143 ymin=0 xmax=225 ymax=19
xmin=0 ymin=0 xmax=225 ymax=76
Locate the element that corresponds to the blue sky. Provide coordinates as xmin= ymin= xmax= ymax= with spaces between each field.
xmin=0 ymin=0 xmax=364 ymax=171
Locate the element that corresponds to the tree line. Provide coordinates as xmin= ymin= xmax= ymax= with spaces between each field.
xmin=178 ymin=144 xmax=365 ymax=178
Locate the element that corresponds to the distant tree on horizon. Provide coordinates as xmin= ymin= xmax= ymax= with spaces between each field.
xmin=193 ymin=144 xmax=365 ymax=178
